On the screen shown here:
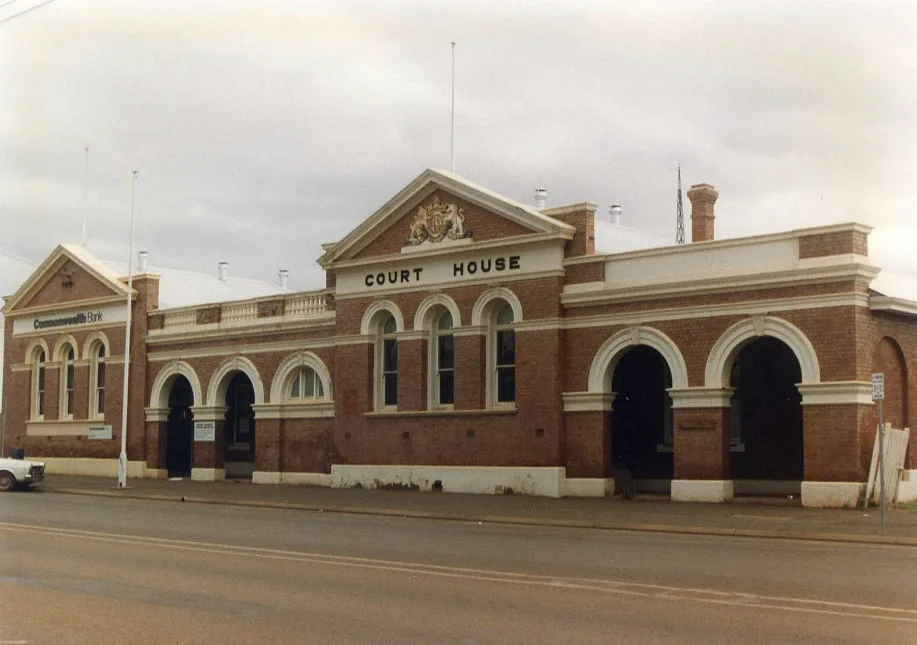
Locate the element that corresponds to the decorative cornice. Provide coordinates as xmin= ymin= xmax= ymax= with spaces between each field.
xmin=145 ymin=313 xmax=335 ymax=345
xmin=189 ymin=405 xmax=228 ymax=421
xmin=562 ymin=391 xmax=616 ymax=412
xmin=333 ymin=268 xmax=566 ymax=301
xmin=668 ymin=387 xmax=734 ymax=409
xmin=798 ymin=382 xmax=874 ymax=406
xmin=144 ymin=407 xmax=170 ymax=423
xmin=870 ymin=295 xmax=917 ymax=318
xmin=5 ymin=294 xmax=133 ymax=318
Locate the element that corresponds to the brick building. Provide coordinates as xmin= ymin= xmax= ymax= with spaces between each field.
xmin=3 ymin=169 xmax=915 ymax=507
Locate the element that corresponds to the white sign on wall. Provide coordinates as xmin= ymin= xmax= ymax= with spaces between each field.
xmin=87 ymin=425 xmax=113 ymax=440
xmin=194 ymin=421 xmax=216 ymax=442
xmin=335 ymin=244 xmax=564 ymax=296
xmin=871 ymin=373 xmax=885 ymax=401
xmin=12 ymin=303 xmax=129 ymax=335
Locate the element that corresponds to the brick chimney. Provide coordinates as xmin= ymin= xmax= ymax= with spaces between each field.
xmin=542 ymin=203 xmax=597 ymax=258
xmin=687 ymin=183 xmax=718 ymax=243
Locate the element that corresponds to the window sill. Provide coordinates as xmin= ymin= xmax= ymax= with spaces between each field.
xmin=365 ymin=408 xmax=517 ymax=418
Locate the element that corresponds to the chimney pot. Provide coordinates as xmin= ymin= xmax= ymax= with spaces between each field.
xmin=534 ymin=187 xmax=548 ymax=210
xmin=609 ymin=204 xmax=622 ymax=225
xmin=687 ymin=183 xmax=719 ymax=243
xmin=218 ymin=261 xmax=229 ymax=281
xmin=278 ymin=269 xmax=290 ymax=289
xmin=137 ymin=250 xmax=149 ymax=272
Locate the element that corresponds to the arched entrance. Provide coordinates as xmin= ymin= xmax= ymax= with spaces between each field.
xmin=166 ymin=375 xmax=194 ymax=477
xmin=224 ymin=372 xmax=256 ymax=478
xmin=729 ymin=337 xmax=803 ymax=491
xmin=610 ymin=346 xmax=674 ymax=493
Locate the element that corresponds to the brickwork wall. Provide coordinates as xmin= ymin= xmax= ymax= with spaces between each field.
xmin=353 ymin=189 xmax=533 ymax=260
xmin=799 ymin=230 xmax=868 ymax=259
xmin=21 ymin=259 xmax=117 ymax=309
xmin=563 ymin=411 xmax=609 ymax=477
xmin=673 ymin=408 xmax=730 ymax=480
xmin=564 ymin=260 xmax=604 ymax=285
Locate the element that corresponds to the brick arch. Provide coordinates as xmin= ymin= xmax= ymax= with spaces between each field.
xmin=206 ymin=356 xmax=265 ymax=407
xmin=588 ymin=326 xmax=689 ymax=392
xmin=150 ymin=361 xmax=203 ymax=409
xmin=872 ymin=336 xmax=909 ymax=429
xmin=705 ymin=316 xmax=820 ymax=388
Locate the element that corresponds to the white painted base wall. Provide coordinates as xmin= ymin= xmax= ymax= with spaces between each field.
xmin=564 ymin=478 xmax=614 ymax=497
xmin=191 ymin=468 xmax=225 ymax=482
xmin=800 ymin=481 xmax=863 ymax=508
xmin=331 ymin=465 xmax=566 ymax=497
xmin=33 ymin=457 xmax=146 ymax=478
xmin=894 ymin=470 xmax=917 ymax=503
xmin=146 ymin=468 xmax=169 ymax=480
xmin=252 ymin=471 xmax=333 ymax=486
xmin=671 ymin=479 xmax=734 ymax=503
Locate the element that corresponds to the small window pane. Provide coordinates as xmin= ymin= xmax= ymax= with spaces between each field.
xmin=383 ymin=315 xmax=397 ymax=335
xmin=303 ymin=369 xmax=316 ymax=398
xmin=438 ymin=335 xmax=454 ymax=370
xmin=496 ymin=330 xmax=515 ymax=365
xmin=437 ymin=311 xmax=453 ymax=330
xmin=97 ymin=390 xmax=105 ymax=414
xmin=290 ymin=373 xmax=302 ymax=398
xmin=317 ymin=378 xmax=324 ymax=397
xmin=38 ymin=367 xmax=45 ymax=391
xmin=98 ymin=345 xmax=106 ymax=359
xmin=438 ymin=371 xmax=454 ymax=405
xmin=383 ymin=339 xmax=398 ymax=371
xmin=67 ymin=347 xmax=75 ymax=361
xmin=384 ymin=373 xmax=398 ymax=406
xmin=497 ymin=366 xmax=515 ymax=403
xmin=496 ymin=304 xmax=514 ymax=325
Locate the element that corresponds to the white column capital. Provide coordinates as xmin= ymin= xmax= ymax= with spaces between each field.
xmin=189 ymin=405 xmax=228 ymax=421
xmin=797 ymin=381 xmax=873 ymax=406
xmin=668 ymin=387 xmax=734 ymax=409
xmin=144 ymin=407 xmax=170 ymax=423
xmin=563 ymin=391 xmax=616 ymax=412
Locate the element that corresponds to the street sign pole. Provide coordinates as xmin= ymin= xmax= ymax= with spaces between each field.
xmin=871 ymin=373 xmax=886 ymax=532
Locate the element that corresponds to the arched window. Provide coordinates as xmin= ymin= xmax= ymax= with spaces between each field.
xmin=376 ymin=313 xmax=398 ymax=409
xmin=492 ymin=303 xmax=516 ymax=405
xmin=289 ymin=366 xmax=325 ymax=400
xmin=434 ymin=310 xmax=455 ymax=407
xmin=61 ymin=345 xmax=76 ymax=418
xmin=32 ymin=348 xmax=46 ymax=420
xmin=91 ymin=343 xmax=106 ymax=417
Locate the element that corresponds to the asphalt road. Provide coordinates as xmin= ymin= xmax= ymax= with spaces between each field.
xmin=1 ymin=491 xmax=915 ymax=644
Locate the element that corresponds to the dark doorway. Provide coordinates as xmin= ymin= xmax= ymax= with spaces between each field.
xmin=166 ymin=375 xmax=194 ymax=477
xmin=224 ymin=372 xmax=256 ymax=479
xmin=730 ymin=337 xmax=803 ymax=486
xmin=610 ymin=346 xmax=674 ymax=492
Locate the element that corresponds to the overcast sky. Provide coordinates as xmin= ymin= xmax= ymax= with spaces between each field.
xmin=1 ymin=0 xmax=915 ymax=291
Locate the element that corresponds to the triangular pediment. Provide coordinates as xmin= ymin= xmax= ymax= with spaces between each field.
xmin=2 ymin=244 xmax=132 ymax=314
xmin=319 ymin=169 xmax=574 ymax=266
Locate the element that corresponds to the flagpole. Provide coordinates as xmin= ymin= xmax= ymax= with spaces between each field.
xmin=450 ymin=40 xmax=456 ymax=174
xmin=81 ymin=147 xmax=89 ymax=246
xmin=118 ymin=170 xmax=138 ymax=489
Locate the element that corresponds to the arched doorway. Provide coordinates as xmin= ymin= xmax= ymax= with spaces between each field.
xmin=610 ymin=345 xmax=674 ymax=493
xmin=224 ymin=372 xmax=256 ymax=479
xmin=729 ymin=337 xmax=803 ymax=492
xmin=166 ymin=376 xmax=194 ymax=477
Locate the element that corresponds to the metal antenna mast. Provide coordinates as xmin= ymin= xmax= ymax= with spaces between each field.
xmin=676 ymin=165 xmax=685 ymax=245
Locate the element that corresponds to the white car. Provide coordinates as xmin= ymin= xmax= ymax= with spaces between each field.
xmin=0 ymin=457 xmax=45 ymax=491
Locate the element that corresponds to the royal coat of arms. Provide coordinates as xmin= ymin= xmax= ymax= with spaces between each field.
xmin=405 ymin=196 xmax=472 ymax=245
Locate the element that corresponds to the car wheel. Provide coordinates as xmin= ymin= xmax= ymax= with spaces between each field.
xmin=0 ymin=471 xmax=15 ymax=492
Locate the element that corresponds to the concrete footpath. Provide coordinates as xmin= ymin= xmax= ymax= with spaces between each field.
xmin=35 ymin=474 xmax=917 ymax=547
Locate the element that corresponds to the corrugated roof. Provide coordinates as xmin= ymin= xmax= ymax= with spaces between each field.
xmin=594 ymin=219 xmax=672 ymax=255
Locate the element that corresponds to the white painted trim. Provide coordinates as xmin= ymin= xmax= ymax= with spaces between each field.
xmin=191 ymin=468 xmax=226 ymax=482
xmin=144 ymin=407 xmax=170 ymax=423
xmin=359 ymin=299 xmax=405 ymax=335
xmin=252 ymin=471 xmax=282 ymax=485
xmin=453 ymin=325 xmax=486 ymax=337
xmin=564 ymin=478 xmax=614 ymax=497
xmin=281 ymin=471 xmax=333 ymax=487
xmin=564 ymin=292 xmax=869 ymax=330
xmin=870 ymin=295 xmax=917 ymax=317
xmin=669 ymin=387 xmax=734 ymax=409
xmin=147 ymin=338 xmax=337 ymax=362
xmin=587 ymin=326 xmax=689 ymax=392
xmin=189 ymin=405 xmax=228 ymax=422
xmin=334 ymin=269 xmax=565 ymax=302
xmin=250 ymin=402 xmax=335 ymax=419
xmin=145 ymin=314 xmax=335 ymax=344
xmin=145 ymin=468 xmax=169 ymax=480
xmin=23 ymin=337 xmax=50 ymax=364
xmin=562 ymin=391 xmax=616 ymax=412
xmin=205 ymin=355 xmax=265 ymax=406
xmin=798 ymin=382 xmax=874 ymax=406
xmin=331 ymin=464 xmax=565 ymax=497
xmin=268 ymin=351 xmax=333 ymax=404
xmin=26 ymin=420 xmax=103 ymax=437
xmin=705 ymin=316 xmax=820 ymax=388
xmin=471 ymin=286 xmax=524 ymax=325
xmin=51 ymin=334 xmax=80 ymax=362
xmin=149 ymin=361 xmax=204 ymax=409
xmin=413 ymin=293 xmax=462 ymax=330
xmin=896 ymin=470 xmax=917 ymax=503
xmin=333 ymin=334 xmax=373 ymax=346
xmin=800 ymin=481 xmax=863 ymax=508
xmin=671 ymin=480 xmax=734 ymax=503
xmin=35 ymin=457 xmax=146 ymax=478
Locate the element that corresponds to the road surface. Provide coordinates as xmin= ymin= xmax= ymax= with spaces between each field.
xmin=1 ymin=491 xmax=915 ymax=644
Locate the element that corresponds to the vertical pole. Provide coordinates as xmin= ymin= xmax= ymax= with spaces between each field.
xmin=118 ymin=170 xmax=138 ymax=489
xmin=878 ymin=399 xmax=886 ymax=531
xmin=81 ymin=147 xmax=89 ymax=247
xmin=450 ymin=40 xmax=456 ymax=174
